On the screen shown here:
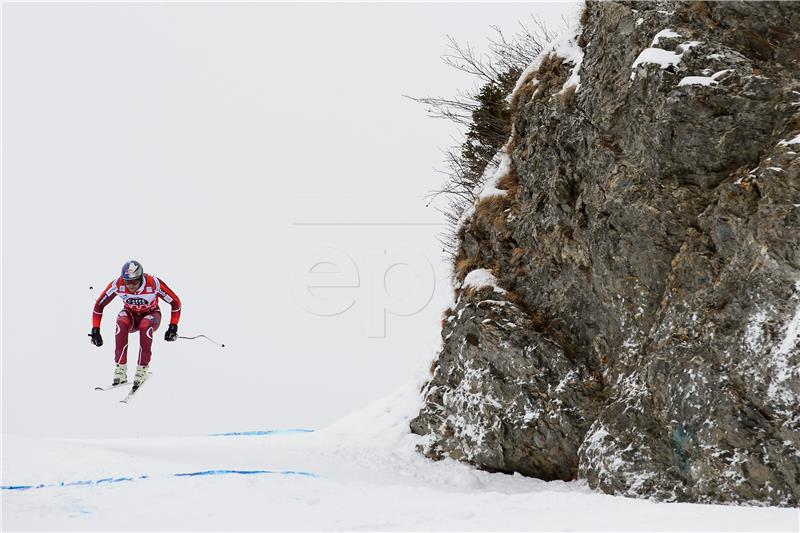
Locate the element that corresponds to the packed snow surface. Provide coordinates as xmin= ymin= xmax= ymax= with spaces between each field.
xmin=3 ymin=379 xmax=798 ymax=531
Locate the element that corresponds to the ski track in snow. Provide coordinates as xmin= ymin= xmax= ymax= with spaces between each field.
xmin=3 ymin=383 xmax=799 ymax=531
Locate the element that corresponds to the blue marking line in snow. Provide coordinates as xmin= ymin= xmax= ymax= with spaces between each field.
xmin=174 ymin=469 xmax=318 ymax=478
xmin=2 ymin=475 xmax=149 ymax=491
xmin=207 ymin=428 xmax=315 ymax=437
xmin=2 ymin=469 xmax=316 ymax=491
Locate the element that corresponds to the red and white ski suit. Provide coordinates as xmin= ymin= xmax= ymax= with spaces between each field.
xmin=92 ymin=274 xmax=181 ymax=367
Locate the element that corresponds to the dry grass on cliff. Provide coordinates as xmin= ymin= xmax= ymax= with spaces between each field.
xmin=496 ymin=169 xmax=519 ymax=197
xmin=535 ymin=53 xmax=570 ymax=101
xmin=451 ymin=169 xmax=520 ymax=284
xmin=473 ymin=195 xmax=511 ymax=235
xmin=511 ymin=71 xmax=537 ymax=109
xmin=510 ymin=247 xmax=529 ymax=278
xmin=510 ymin=247 xmax=526 ymax=265
xmin=689 ymin=0 xmax=713 ymax=19
xmin=579 ymin=4 xmax=590 ymax=26
xmin=511 ymin=52 xmax=566 ymax=109
xmin=429 ymin=357 xmax=439 ymax=376
xmin=460 ymin=283 xmax=509 ymax=302
xmin=472 ymin=168 xmax=520 ymax=234
xmin=459 ymin=281 xmax=535 ymax=327
xmin=453 ymin=248 xmax=477 ymax=284
xmin=557 ymin=84 xmax=577 ymax=107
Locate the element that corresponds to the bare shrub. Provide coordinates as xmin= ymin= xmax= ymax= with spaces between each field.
xmin=407 ymin=16 xmax=558 ymax=261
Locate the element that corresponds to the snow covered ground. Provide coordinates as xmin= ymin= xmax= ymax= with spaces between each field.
xmin=3 ymin=380 xmax=798 ymax=531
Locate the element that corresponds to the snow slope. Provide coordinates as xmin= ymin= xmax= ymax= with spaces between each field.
xmin=3 ymin=378 xmax=798 ymax=531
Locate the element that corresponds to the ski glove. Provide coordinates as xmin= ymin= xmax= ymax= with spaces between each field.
xmin=89 ymin=327 xmax=103 ymax=347
xmin=165 ymin=324 xmax=178 ymax=342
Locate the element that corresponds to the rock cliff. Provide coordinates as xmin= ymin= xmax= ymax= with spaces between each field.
xmin=411 ymin=0 xmax=800 ymax=506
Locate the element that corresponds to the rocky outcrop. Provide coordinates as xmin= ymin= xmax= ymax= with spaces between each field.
xmin=411 ymin=0 xmax=800 ymax=506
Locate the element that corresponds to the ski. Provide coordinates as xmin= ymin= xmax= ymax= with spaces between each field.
xmin=95 ymin=372 xmax=153 ymax=392
xmin=94 ymin=382 xmax=130 ymax=392
xmin=120 ymin=373 xmax=153 ymax=404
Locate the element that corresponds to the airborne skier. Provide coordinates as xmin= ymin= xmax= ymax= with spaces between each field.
xmin=89 ymin=260 xmax=182 ymax=389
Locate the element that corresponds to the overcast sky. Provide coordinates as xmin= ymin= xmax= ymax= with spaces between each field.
xmin=2 ymin=1 xmax=581 ymax=437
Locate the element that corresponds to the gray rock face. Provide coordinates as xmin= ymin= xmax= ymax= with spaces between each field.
xmin=411 ymin=0 xmax=800 ymax=506
xmin=410 ymin=288 xmax=604 ymax=481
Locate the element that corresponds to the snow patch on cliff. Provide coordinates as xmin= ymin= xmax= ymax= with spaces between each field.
xmin=743 ymin=308 xmax=769 ymax=353
xmin=630 ymin=28 xmax=703 ymax=81
xmin=477 ymin=151 xmax=511 ymax=201
xmin=778 ymin=133 xmax=800 ymax=147
xmin=678 ymin=69 xmax=730 ymax=87
xmin=462 ymin=269 xmax=506 ymax=294
xmin=631 ymin=48 xmax=683 ymax=75
xmin=766 ymin=280 xmax=800 ymax=423
xmin=775 ymin=282 xmax=800 ymax=357
xmin=651 ymin=29 xmax=681 ymax=45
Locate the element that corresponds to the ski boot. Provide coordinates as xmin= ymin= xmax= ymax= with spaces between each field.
xmin=133 ymin=365 xmax=149 ymax=390
xmin=112 ymin=363 xmax=128 ymax=386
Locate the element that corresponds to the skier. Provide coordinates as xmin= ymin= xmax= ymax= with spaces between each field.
xmin=89 ymin=260 xmax=181 ymax=388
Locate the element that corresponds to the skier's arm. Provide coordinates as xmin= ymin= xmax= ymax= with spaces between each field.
xmin=92 ymin=281 xmax=118 ymax=328
xmin=156 ymin=278 xmax=182 ymax=325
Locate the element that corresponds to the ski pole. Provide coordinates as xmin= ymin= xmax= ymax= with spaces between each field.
xmin=177 ymin=334 xmax=226 ymax=348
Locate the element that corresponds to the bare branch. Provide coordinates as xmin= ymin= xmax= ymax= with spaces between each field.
xmin=441 ymin=36 xmax=502 ymax=85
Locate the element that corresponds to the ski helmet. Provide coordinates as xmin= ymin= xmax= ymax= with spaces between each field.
xmin=121 ymin=260 xmax=143 ymax=281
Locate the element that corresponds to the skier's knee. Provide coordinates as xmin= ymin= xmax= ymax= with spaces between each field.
xmin=140 ymin=314 xmax=159 ymax=330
